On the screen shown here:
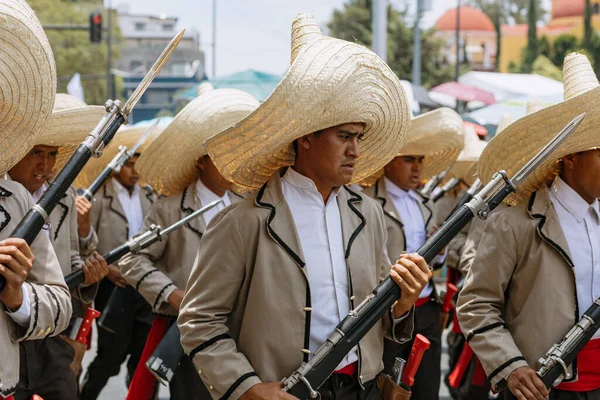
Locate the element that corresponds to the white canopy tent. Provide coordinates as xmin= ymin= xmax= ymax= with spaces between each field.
xmin=458 ymin=71 xmax=563 ymax=103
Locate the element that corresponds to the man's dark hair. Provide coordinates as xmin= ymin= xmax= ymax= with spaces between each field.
xmin=292 ymin=129 xmax=324 ymax=153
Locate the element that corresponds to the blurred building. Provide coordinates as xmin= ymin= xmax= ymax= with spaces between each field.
xmin=435 ymin=0 xmax=600 ymax=73
xmin=434 ymin=6 xmax=497 ymax=72
xmin=115 ymin=6 xmax=205 ymax=122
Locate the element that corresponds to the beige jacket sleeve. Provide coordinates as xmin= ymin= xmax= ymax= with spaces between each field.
xmin=178 ymin=212 xmax=261 ymax=400
xmin=67 ymin=190 xmax=98 ymax=303
xmin=8 ymin=194 xmax=72 ymax=342
xmin=377 ymin=206 xmax=414 ymax=343
xmin=456 ymin=212 xmax=528 ymax=390
xmin=120 ymin=201 xmax=176 ymax=315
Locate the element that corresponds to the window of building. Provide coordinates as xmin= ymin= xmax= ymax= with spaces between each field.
xmin=135 ymin=22 xmax=146 ymax=31
xmin=146 ymin=90 xmax=171 ymax=104
xmin=594 ymin=3 xmax=600 ymax=14
xmin=162 ymin=23 xmax=174 ymax=31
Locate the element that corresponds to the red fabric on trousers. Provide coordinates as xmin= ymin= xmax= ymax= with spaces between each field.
xmin=472 ymin=358 xmax=486 ymax=386
xmin=557 ymin=339 xmax=600 ymax=392
xmin=126 ymin=317 xmax=168 ymax=400
xmin=448 ymin=342 xmax=474 ymax=389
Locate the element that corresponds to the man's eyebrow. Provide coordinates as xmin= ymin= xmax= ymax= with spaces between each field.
xmin=338 ymin=130 xmax=363 ymax=136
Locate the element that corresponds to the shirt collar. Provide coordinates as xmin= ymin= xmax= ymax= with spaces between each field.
xmin=282 ymin=167 xmax=341 ymax=204
xmin=195 ymin=178 xmax=230 ymax=204
xmin=5 ymin=173 xmax=47 ymax=202
xmin=384 ymin=177 xmax=422 ymax=203
xmin=112 ymin=177 xmax=140 ymax=197
xmin=551 ymin=176 xmax=600 ymax=222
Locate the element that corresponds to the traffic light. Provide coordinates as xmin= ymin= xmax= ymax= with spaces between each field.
xmin=90 ymin=11 xmax=102 ymax=43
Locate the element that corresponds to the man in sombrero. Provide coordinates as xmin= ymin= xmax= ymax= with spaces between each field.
xmin=363 ymin=107 xmax=465 ymax=400
xmin=458 ymin=52 xmax=600 ymax=400
xmin=177 ymin=13 xmax=431 ymax=400
xmin=0 ymin=1 xmax=73 ymax=399
xmin=77 ymin=126 xmax=158 ymax=400
xmin=119 ymin=83 xmax=259 ymax=399
xmin=7 ymin=93 xmax=110 ymax=399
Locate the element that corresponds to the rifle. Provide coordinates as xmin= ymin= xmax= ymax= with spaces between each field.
xmin=146 ymin=322 xmax=183 ymax=385
xmin=431 ymin=178 xmax=462 ymax=203
xmin=445 ymin=179 xmax=482 ymax=220
xmin=282 ymin=113 xmax=585 ymax=398
xmin=537 ymin=298 xmax=600 ymax=388
xmin=65 ymin=199 xmax=223 ymax=290
xmin=419 ymin=167 xmax=451 ymax=198
xmin=0 ymin=30 xmax=184 ymax=291
xmin=96 ymin=199 xmax=223 ymax=334
xmin=80 ymin=120 xmax=159 ymax=201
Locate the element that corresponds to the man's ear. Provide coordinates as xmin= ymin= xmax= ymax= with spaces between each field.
xmin=297 ymin=135 xmax=312 ymax=150
xmin=562 ymin=154 xmax=576 ymax=170
xmin=195 ymin=156 xmax=207 ymax=172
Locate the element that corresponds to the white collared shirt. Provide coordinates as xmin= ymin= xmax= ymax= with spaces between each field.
xmin=281 ymin=167 xmax=357 ymax=369
xmin=195 ymin=178 xmax=231 ymax=226
xmin=112 ymin=178 xmax=144 ymax=239
xmin=384 ymin=177 xmax=433 ymax=299
xmin=549 ymin=176 xmax=600 ymax=339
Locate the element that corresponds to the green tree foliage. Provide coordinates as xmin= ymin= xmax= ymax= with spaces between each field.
xmin=552 ymin=34 xmax=580 ymax=67
xmin=532 ymin=55 xmax=563 ymax=81
xmin=521 ymin=0 xmax=538 ymax=73
xmin=28 ymin=0 xmax=120 ymax=105
xmin=327 ymin=0 xmax=456 ymax=88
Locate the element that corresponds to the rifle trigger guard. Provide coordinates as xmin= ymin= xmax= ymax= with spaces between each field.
xmin=299 ymin=376 xmax=320 ymax=399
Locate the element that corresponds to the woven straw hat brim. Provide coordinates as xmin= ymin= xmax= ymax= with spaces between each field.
xmin=360 ymin=108 xmax=465 ymax=187
xmin=397 ymin=108 xmax=465 ymax=179
xmin=136 ymin=89 xmax=260 ymax=196
xmin=450 ymin=125 xmax=487 ymax=182
xmin=462 ymin=161 xmax=480 ymax=186
xmin=73 ymin=124 xmax=164 ymax=190
xmin=0 ymin=0 xmax=57 ymax=174
xmin=477 ymin=86 xmax=600 ymax=205
xmin=44 ymin=106 xmax=106 ymax=173
xmin=205 ymin=36 xmax=411 ymax=190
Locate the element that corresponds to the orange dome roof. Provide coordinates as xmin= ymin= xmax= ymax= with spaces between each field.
xmin=435 ymin=6 xmax=495 ymax=32
xmin=552 ymin=0 xmax=584 ymax=20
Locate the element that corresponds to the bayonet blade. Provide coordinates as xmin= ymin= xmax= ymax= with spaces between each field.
xmin=129 ymin=119 xmax=159 ymax=155
xmin=511 ymin=112 xmax=585 ymax=187
xmin=122 ymin=29 xmax=186 ymax=117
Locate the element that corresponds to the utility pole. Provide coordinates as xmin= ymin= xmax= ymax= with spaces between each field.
xmin=212 ymin=0 xmax=217 ymax=78
xmin=412 ymin=0 xmax=423 ymax=86
xmin=372 ymin=0 xmax=387 ymax=62
xmin=106 ymin=0 xmax=114 ymax=99
xmin=454 ymin=0 xmax=461 ymax=82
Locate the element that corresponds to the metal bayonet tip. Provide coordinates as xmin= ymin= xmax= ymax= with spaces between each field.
xmin=121 ymin=29 xmax=186 ymax=117
xmin=511 ymin=112 xmax=586 ymax=187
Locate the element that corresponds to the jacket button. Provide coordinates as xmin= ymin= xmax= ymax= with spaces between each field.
xmin=36 ymin=328 xmax=44 ymax=337
xmin=350 ymin=295 xmax=356 ymax=301
xmin=198 ymin=369 xmax=202 ymax=375
xmin=302 ymin=307 xmax=312 ymax=312
xmin=45 ymin=327 xmax=52 ymax=335
xmin=209 ymin=385 xmax=214 ymax=390
xmin=301 ymin=349 xmax=311 ymax=355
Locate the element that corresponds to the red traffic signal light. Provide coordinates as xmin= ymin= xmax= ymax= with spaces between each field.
xmin=90 ymin=11 xmax=102 ymax=43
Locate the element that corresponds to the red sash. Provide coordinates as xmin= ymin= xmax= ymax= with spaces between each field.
xmin=126 ymin=317 xmax=168 ymax=400
xmin=557 ymin=339 xmax=600 ymax=392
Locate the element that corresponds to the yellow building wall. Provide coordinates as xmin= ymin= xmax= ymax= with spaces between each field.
xmin=499 ymin=15 xmax=600 ymax=72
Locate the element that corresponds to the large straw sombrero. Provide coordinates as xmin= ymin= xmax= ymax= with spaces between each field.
xmin=478 ymin=52 xmax=600 ymax=205
xmin=360 ymin=107 xmax=465 ymax=187
xmin=450 ymin=124 xmax=487 ymax=186
xmin=73 ymin=118 xmax=169 ymax=190
xmin=43 ymin=94 xmax=105 ymax=172
xmin=204 ymin=13 xmax=412 ymax=190
xmin=0 ymin=0 xmax=57 ymax=174
xmin=136 ymin=83 xmax=259 ymax=196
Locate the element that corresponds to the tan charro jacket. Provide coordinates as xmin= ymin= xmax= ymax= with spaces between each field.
xmin=363 ymin=177 xmax=440 ymax=301
xmin=457 ymin=187 xmax=580 ymax=390
xmin=178 ymin=171 xmax=415 ymax=400
xmin=88 ymin=179 xmax=156 ymax=256
xmin=48 ymin=186 xmax=97 ymax=303
xmin=433 ymin=189 xmax=469 ymax=271
xmin=0 ymin=180 xmax=72 ymax=397
xmin=120 ymin=181 xmax=243 ymax=317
